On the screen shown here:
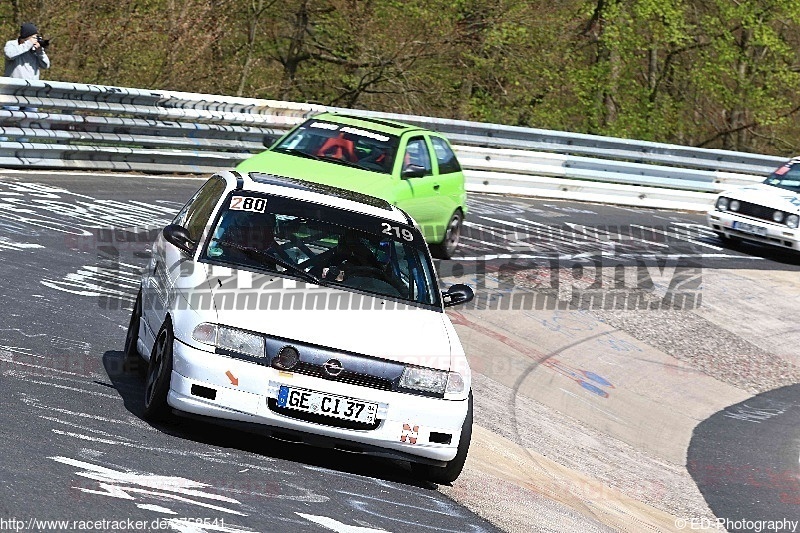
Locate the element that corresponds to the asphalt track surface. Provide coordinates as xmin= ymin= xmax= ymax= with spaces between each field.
xmin=688 ymin=386 xmax=800 ymax=533
xmin=0 ymin=171 xmax=799 ymax=532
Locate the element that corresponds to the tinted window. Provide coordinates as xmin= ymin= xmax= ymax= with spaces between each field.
xmin=765 ymin=163 xmax=800 ymax=193
xmin=203 ymin=193 xmax=440 ymax=307
xmin=431 ymin=137 xmax=462 ymax=174
xmin=274 ymin=119 xmax=400 ymax=175
xmin=173 ymin=177 xmax=226 ymax=242
xmin=403 ymin=137 xmax=432 ymax=176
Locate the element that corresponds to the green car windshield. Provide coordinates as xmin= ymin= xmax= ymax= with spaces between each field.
xmin=273 ymin=119 xmax=400 ymax=174
xmin=765 ymin=163 xmax=800 ymax=193
xmin=203 ymin=193 xmax=440 ymax=307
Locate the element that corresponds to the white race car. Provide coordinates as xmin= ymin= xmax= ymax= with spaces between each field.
xmin=124 ymin=170 xmax=475 ymax=483
xmin=707 ymin=158 xmax=800 ymax=250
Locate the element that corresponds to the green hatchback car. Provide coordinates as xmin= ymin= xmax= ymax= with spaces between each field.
xmin=236 ymin=112 xmax=467 ymax=259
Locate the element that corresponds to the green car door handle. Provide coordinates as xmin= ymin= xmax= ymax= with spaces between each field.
xmin=433 ymin=184 xmax=440 ymax=190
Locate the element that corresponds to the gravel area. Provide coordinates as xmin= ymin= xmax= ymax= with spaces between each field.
xmin=590 ymin=310 xmax=800 ymax=394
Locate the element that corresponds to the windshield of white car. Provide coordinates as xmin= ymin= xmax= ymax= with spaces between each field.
xmin=202 ymin=193 xmax=440 ymax=307
xmin=273 ymin=119 xmax=400 ymax=175
xmin=765 ymin=165 xmax=800 ymax=193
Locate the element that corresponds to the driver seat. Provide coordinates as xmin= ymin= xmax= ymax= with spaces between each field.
xmin=316 ymin=134 xmax=357 ymax=162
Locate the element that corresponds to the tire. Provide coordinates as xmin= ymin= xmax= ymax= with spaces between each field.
xmin=411 ymin=392 xmax=473 ymax=484
xmin=143 ymin=320 xmax=174 ymax=422
xmin=123 ymin=288 xmax=145 ymax=376
xmin=430 ymin=210 xmax=463 ymax=260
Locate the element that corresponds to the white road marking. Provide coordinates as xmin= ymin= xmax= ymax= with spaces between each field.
xmin=564 ymin=222 xmax=670 ymax=250
xmin=296 ymin=514 xmax=387 ymax=533
xmin=50 ymin=456 xmax=246 ymax=515
xmin=0 ymin=180 xmax=175 ymax=236
xmin=0 ymin=170 xmax=204 ymax=181
xmin=39 ymin=415 xmax=138 ymax=441
xmin=27 ymin=380 xmax=120 ymax=399
xmin=136 ymin=504 xmax=177 ymax=514
xmin=0 ymin=354 xmax=102 ymax=379
xmin=21 ymin=397 xmax=158 ymax=432
xmin=48 ymin=429 xmax=296 ymax=475
xmin=0 ymin=236 xmax=43 ymax=251
xmin=164 ymin=519 xmax=259 ymax=533
xmin=630 ymin=223 xmax=723 ymax=251
xmin=672 ymin=222 xmax=717 ymax=234
xmin=41 ymin=262 xmax=142 ymax=298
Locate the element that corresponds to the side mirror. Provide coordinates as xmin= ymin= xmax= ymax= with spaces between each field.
xmin=262 ymin=133 xmax=279 ymax=148
xmin=163 ymin=224 xmax=195 ymax=254
xmin=401 ymin=165 xmax=427 ymax=179
xmin=442 ymin=283 xmax=474 ymax=307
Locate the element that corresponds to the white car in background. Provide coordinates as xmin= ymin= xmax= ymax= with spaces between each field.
xmin=124 ymin=170 xmax=475 ymax=483
xmin=707 ymin=157 xmax=800 ymax=251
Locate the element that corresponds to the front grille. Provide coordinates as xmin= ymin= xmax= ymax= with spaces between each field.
xmin=267 ymin=398 xmax=381 ymax=430
xmin=735 ymin=201 xmax=779 ymax=223
xmin=290 ymin=361 xmax=394 ymax=391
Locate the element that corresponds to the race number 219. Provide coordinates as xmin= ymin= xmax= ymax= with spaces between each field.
xmin=381 ymin=222 xmax=413 ymax=241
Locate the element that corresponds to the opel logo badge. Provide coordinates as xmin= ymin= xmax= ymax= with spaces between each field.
xmin=323 ymin=359 xmax=344 ymax=377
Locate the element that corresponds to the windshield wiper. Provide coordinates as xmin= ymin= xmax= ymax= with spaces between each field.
xmin=277 ymin=147 xmax=363 ymax=169
xmin=211 ymin=239 xmax=322 ymax=285
xmin=318 ymin=155 xmax=362 ymax=168
xmin=275 ymin=147 xmax=322 ymax=161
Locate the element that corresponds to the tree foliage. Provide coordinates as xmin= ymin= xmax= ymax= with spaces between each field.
xmin=4 ymin=0 xmax=800 ymax=154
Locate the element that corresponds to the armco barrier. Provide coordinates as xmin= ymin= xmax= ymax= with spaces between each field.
xmin=0 ymin=77 xmax=788 ymax=211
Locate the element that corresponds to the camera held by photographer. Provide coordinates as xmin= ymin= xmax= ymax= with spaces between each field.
xmin=4 ymin=22 xmax=50 ymax=80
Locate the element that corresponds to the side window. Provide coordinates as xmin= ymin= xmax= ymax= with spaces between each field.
xmin=403 ymin=137 xmax=432 ymax=176
xmin=173 ymin=177 xmax=226 ymax=242
xmin=431 ymin=137 xmax=462 ymax=174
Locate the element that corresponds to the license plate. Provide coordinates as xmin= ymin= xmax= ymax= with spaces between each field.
xmin=277 ymin=386 xmax=377 ymax=424
xmin=733 ymin=221 xmax=768 ymax=236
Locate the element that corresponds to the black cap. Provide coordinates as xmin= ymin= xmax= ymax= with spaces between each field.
xmin=19 ymin=23 xmax=38 ymax=40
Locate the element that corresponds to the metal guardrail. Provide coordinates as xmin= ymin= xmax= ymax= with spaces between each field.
xmin=0 ymin=77 xmax=788 ymax=211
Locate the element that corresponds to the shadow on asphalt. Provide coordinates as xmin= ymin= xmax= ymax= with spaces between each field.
xmin=717 ymin=237 xmax=800 ymax=266
xmin=101 ymin=350 xmax=437 ymax=491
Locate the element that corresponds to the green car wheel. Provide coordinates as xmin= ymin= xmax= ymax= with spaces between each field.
xmin=430 ymin=210 xmax=462 ymax=259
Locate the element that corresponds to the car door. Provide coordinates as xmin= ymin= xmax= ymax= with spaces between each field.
xmin=394 ymin=135 xmax=441 ymax=239
xmin=428 ymin=135 xmax=466 ymax=241
xmin=142 ymin=177 xmax=225 ymax=344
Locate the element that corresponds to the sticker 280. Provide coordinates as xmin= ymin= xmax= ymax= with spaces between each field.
xmin=230 ymin=196 xmax=267 ymax=213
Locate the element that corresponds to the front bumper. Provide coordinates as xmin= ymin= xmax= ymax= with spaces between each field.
xmin=707 ymin=210 xmax=800 ymax=250
xmin=167 ymin=339 xmax=468 ymax=464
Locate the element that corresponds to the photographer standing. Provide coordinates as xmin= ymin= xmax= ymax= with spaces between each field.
xmin=4 ymin=23 xmax=49 ymax=80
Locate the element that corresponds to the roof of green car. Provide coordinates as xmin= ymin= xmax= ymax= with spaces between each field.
xmin=308 ymin=112 xmax=426 ymax=136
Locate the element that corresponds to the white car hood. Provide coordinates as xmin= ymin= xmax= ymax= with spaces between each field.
xmin=722 ymin=184 xmax=800 ymax=213
xmin=206 ymin=270 xmax=454 ymax=371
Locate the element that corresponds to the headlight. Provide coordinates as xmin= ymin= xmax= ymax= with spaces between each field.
xmin=716 ymin=197 xmax=729 ymax=211
xmin=218 ymin=327 xmax=265 ymax=358
xmin=773 ymin=211 xmax=785 ymax=223
xmin=445 ymin=372 xmax=465 ymax=394
xmin=400 ymin=366 xmax=447 ymax=394
xmin=192 ymin=323 xmax=265 ymax=359
xmin=729 ymin=200 xmax=740 ymax=211
xmin=192 ymin=323 xmax=217 ymax=345
xmin=787 ymin=214 xmax=800 ymax=228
